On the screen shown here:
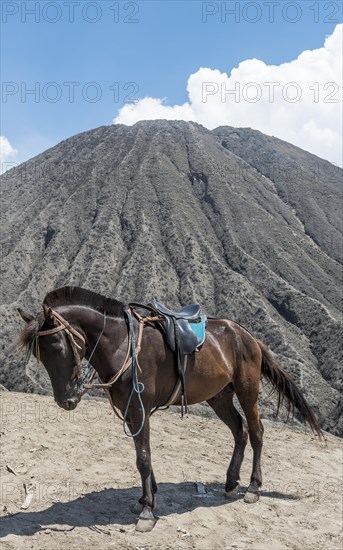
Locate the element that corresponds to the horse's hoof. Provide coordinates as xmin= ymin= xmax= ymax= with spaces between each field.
xmin=225 ymin=484 xmax=241 ymax=499
xmin=135 ymin=517 xmax=157 ymax=532
xmin=130 ymin=502 xmax=144 ymax=514
xmin=135 ymin=506 xmax=157 ymax=532
xmin=243 ymin=490 xmax=260 ymax=504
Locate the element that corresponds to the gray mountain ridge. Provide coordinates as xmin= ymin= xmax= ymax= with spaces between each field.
xmin=1 ymin=120 xmax=342 ymax=435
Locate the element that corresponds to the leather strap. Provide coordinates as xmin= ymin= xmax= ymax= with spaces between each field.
xmin=37 ymin=310 xmax=85 ymax=347
xmin=36 ymin=309 xmax=85 ymax=380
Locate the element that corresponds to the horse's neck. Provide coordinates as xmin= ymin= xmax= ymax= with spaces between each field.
xmin=72 ymin=306 xmax=127 ymax=380
xmin=55 ymin=304 xmax=126 ymax=377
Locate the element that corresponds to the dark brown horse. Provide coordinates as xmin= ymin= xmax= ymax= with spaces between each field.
xmin=18 ymin=286 xmax=322 ymax=532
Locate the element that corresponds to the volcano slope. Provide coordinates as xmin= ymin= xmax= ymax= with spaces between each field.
xmin=1 ymin=120 xmax=342 ymax=434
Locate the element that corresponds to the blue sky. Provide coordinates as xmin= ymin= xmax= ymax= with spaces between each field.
xmin=1 ymin=1 xmax=342 ymax=166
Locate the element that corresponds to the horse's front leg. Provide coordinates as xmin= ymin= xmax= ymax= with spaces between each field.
xmin=130 ymin=415 xmax=157 ymax=532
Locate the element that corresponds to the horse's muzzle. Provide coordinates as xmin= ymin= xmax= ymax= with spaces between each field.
xmin=56 ymin=396 xmax=79 ymax=410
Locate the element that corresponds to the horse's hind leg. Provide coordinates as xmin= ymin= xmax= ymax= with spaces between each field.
xmin=236 ymin=392 xmax=264 ymax=504
xmin=207 ymin=385 xmax=248 ymax=498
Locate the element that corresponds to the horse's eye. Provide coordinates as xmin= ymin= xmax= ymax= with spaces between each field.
xmin=51 ymin=341 xmax=65 ymax=353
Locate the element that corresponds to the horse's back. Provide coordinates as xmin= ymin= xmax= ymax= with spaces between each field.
xmin=204 ymin=317 xmax=262 ymax=387
xmin=207 ymin=318 xmax=261 ymax=357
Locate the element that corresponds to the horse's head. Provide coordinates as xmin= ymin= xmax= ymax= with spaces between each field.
xmin=18 ymin=305 xmax=86 ymax=411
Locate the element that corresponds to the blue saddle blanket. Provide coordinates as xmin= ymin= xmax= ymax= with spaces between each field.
xmin=189 ymin=315 xmax=207 ymax=350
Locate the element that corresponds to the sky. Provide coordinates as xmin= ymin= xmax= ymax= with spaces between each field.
xmin=1 ymin=1 xmax=342 ymax=171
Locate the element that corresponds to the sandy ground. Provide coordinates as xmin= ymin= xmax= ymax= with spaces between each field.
xmin=0 ymin=391 xmax=342 ymax=550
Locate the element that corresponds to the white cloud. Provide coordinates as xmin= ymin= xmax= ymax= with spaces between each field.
xmin=0 ymin=136 xmax=18 ymax=173
xmin=115 ymin=24 xmax=342 ymax=166
xmin=114 ymin=97 xmax=195 ymax=125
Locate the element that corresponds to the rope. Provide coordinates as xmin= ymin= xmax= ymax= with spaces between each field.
xmin=122 ymin=308 xmax=146 ymax=438
xmin=80 ymin=312 xmax=106 ymax=386
xmin=85 ymin=312 xmax=147 ymax=424
xmin=83 ymin=320 xmax=133 ymax=391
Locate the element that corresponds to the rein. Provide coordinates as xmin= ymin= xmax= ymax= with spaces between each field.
xmin=122 ymin=307 xmax=146 ymax=437
xmin=80 ymin=311 xmax=107 ymax=390
xmin=84 ymin=307 xmax=161 ymax=437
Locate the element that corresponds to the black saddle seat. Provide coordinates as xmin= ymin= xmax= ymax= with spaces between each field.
xmin=151 ymin=300 xmax=201 ymax=321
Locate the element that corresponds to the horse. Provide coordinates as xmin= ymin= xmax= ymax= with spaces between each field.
xmin=18 ymin=286 xmax=322 ymax=532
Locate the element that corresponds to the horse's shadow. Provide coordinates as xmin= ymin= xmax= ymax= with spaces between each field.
xmin=0 ymin=482 xmax=297 ymax=538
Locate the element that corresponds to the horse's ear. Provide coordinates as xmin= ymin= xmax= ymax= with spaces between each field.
xmin=43 ymin=305 xmax=57 ymax=326
xmin=17 ymin=307 xmax=34 ymax=324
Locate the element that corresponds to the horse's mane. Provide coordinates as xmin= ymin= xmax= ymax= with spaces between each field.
xmin=20 ymin=286 xmax=125 ymax=349
xmin=44 ymin=286 xmax=125 ymax=317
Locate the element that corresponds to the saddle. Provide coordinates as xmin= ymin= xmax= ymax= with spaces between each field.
xmin=147 ymin=300 xmax=207 ymax=414
xmin=152 ymin=301 xmax=201 ymax=321
xmin=149 ymin=300 xmax=201 ymax=354
xmin=128 ymin=299 xmax=207 ymax=414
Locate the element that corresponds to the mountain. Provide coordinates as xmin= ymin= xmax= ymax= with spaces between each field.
xmin=1 ymin=120 xmax=342 ymax=435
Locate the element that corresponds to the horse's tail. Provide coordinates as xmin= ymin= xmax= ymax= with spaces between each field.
xmin=258 ymin=340 xmax=323 ymax=438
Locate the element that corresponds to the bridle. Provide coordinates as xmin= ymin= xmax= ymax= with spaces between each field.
xmin=36 ymin=309 xmax=86 ymax=380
